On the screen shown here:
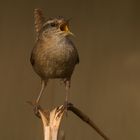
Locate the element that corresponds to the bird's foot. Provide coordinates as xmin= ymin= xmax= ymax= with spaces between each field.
xmin=33 ymin=103 xmax=41 ymax=117
xmin=27 ymin=100 xmax=41 ymax=118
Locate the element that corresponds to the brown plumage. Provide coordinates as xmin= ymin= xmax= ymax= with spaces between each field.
xmin=30 ymin=9 xmax=79 ymax=105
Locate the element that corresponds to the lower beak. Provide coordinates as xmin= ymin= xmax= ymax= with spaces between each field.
xmin=60 ymin=24 xmax=74 ymax=36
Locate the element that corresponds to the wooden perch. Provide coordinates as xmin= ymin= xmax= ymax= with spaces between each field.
xmin=67 ymin=103 xmax=109 ymax=140
xmin=39 ymin=105 xmax=65 ymax=140
xmin=28 ymin=102 xmax=109 ymax=140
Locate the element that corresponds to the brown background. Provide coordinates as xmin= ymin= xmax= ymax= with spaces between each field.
xmin=0 ymin=0 xmax=140 ymax=140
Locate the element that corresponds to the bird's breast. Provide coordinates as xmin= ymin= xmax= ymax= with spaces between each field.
xmin=32 ymin=37 xmax=78 ymax=79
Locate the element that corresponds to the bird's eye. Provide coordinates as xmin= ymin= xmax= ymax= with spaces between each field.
xmin=50 ymin=23 xmax=56 ymax=27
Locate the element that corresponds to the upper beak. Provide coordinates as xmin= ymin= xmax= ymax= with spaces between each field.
xmin=60 ymin=21 xmax=74 ymax=36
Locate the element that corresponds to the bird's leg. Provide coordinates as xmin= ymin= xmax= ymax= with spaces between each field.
xmin=64 ymin=79 xmax=71 ymax=111
xmin=36 ymin=79 xmax=48 ymax=104
xmin=33 ymin=80 xmax=48 ymax=115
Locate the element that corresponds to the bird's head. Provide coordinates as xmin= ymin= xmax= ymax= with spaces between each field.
xmin=40 ymin=17 xmax=73 ymax=38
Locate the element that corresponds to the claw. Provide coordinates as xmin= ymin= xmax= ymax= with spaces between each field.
xmin=33 ymin=103 xmax=41 ymax=118
xmin=26 ymin=100 xmax=41 ymax=118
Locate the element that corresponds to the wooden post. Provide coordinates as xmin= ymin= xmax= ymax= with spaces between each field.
xmin=28 ymin=102 xmax=110 ymax=140
xmin=38 ymin=105 xmax=65 ymax=140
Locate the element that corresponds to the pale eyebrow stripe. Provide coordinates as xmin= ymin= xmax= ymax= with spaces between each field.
xmin=43 ymin=20 xmax=54 ymax=27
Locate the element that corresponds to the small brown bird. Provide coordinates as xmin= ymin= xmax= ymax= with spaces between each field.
xmin=30 ymin=9 xmax=79 ymax=106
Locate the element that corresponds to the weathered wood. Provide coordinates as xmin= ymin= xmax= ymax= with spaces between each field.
xmin=38 ymin=105 xmax=65 ymax=140
xmin=28 ymin=102 xmax=109 ymax=140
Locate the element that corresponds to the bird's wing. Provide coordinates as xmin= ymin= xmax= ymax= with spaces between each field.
xmin=76 ymin=54 xmax=80 ymax=64
xmin=74 ymin=44 xmax=80 ymax=64
xmin=34 ymin=9 xmax=45 ymax=34
xmin=30 ymin=50 xmax=35 ymax=66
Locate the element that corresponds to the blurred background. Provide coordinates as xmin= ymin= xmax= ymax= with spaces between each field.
xmin=0 ymin=0 xmax=140 ymax=140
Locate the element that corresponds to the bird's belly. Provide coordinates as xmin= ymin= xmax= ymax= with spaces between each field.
xmin=34 ymin=47 xmax=76 ymax=79
xmin=45 ymin=61 xmax=74 ymax=78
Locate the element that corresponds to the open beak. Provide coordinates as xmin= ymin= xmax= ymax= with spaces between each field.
xmin=60 ymin=21 xmax=74 ymax=36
